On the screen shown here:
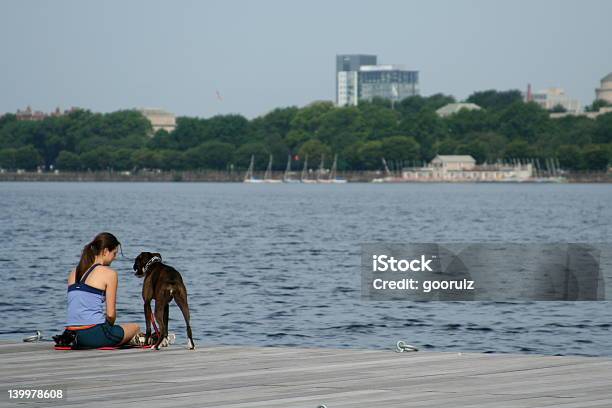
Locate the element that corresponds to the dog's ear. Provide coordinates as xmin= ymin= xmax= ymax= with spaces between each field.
xmin=133 ymin=252 xmax=147 ymax=276
xmin=153 ymin=252 xmax=162 ymax=261
xmin=133 ymin=253 xmax=141 ymax=271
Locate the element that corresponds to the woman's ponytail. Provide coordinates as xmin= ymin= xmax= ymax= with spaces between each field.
xmin=75 ymin=233 xmax=121 ymax=281
xmin=75 ymin=243 xmax=96 ymax=282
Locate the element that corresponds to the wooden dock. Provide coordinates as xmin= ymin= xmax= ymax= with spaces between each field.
xmin=1 ymin=341 xmax=611 ymax=407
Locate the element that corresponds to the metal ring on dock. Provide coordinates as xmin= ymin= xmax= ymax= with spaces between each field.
xmin=396 ymin=340 xmax=418 ymax=352
xmin=23 ymin=330 xmax=42 ymax=342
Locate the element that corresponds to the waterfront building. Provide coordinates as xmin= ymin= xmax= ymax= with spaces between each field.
xmin=336 ymin=55 xmax=419 ymax=106
xmin=430 ymin=155 xmax=476 ymax=171
xmin=402 ymin=155 xmax=533 ymax=182
xmin=137 ymin=108 xmax=176 ymax=134
xmin=595 ymin=72 xmax=612 ymax=104
xmin=436 ymin=103 xmax=482 ymax=118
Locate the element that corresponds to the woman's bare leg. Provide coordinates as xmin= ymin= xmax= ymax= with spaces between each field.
xmin=119 ymin=322 xmax=141 ymax=345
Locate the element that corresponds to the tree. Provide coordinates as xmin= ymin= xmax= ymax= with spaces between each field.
xmin=456 ymin=140 xmax=488 ymax=164
xmin=158 ymin=150 xmax=184 ymax=171
xmin=396 ymin=94 xmax=455 ymax=117
xmin=198 ymin=141 xmax=235 ymax=169
xmin=132 ymin=149 xmax=163 ymax=170
xmin=554 ymin=115 xmax=595 ymax=146
xmin=80 ymin=148 xmax=112 ymax=170
xmin=297 ymin=139 xmax=332 ymax=168
xmin=402 ymin=110 xmax=448 ymax=160
xmin=284 ymin=130 xmax=311 ymax=151
xmin=0 ymin=148 xmax=16 ymax=169
xmin=380 ymin=136 xmax=420 ymax=164
xmin=421 ymin=93 xmax=456 ymax=112
xmin=585 ymin=99 xmax=611 ymax=112
xmin=498 ymin=101 xmax=551 ymax=143
xmin=436 ymin=138 xmax=459 ymax=155
xmin=504 ymin=140 xmax=535 ymax=159
xmin=556 ymin=145 xmax=582 ymax=170
xmin=173 ymin=117 xmax=207 ymax=150
xmin=14 ymin=145 xmax=43 ymax=170
xmin=203 ymin=114 xmax=250 ymax=145
xmin=357 ymin=101 xmax=399 ymax=139
xmin=581 ymin=145 xmax=610 ymax=170
xmin=445 ymin=109 xmax=494 ymax=138
xmin=0 ymin=113 xmax=17 ymax=129
xmin=550 ymin=104 xmax=567 ymax=113
xmin=234 ymin=142 xmax=269 ymax=169
xmin=594 ymin=112 xmax=612 ymax=144
xmin=110 ymin=148 xmax=135 ymax=171
xmin=466 ymin=89 xmax=523 ymax=111
xmin=250 ymin=106 xmax=298 ymax=141
xmin=148 ymin=129 xmax=177 ymax=150
xmin=290 ymin=101 xmax=335 ymax=133
xmin=317 ymin=107 xmax=366 ymax=151
xmin=358 ymin=140 xmax=384 ymax=170
xmin=55 ymin=151 xmax=81 ymax=170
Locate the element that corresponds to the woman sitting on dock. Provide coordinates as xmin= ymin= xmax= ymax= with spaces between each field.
xmin=65 ymin=232 xmax=140 ymax=348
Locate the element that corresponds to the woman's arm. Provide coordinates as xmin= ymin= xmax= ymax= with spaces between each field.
xmin=105 ymin=269 xmax=118 ymax=325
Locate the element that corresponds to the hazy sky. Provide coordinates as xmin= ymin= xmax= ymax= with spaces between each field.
xmin=1 ymin=0 xmax=611 ymax=118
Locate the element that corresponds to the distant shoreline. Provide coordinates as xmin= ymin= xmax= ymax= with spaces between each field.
xmin=1 ymin=170 xmax=611 ymax=183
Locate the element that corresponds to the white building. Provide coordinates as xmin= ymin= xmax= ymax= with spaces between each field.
xmin=337 ymin=71 xmax=359 ymax=107
xmin=430 ymin=155 xmax=476 ymax=171
xmin=402 ymin=155 xmax=533 ymax=182
xmin=137 ymin=108 xmax=176 ymax=134
xmin=436 ymin=103 xmax=482 ymax=118
xmin=595 ymin=72 xmax=612 ymax=104
xmin=531 ymin=88 xmax=581 ymax=113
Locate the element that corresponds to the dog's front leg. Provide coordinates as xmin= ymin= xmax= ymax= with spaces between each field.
xmin=144 ymin=300 xmax=153 ymax=346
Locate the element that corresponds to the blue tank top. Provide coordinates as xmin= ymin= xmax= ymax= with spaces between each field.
xmin=66 ymin=264 xmax=106 ymax=326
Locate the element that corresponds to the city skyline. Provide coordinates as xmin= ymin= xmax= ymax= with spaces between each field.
xmin=1 ymin=0 xmax=611 ymax=119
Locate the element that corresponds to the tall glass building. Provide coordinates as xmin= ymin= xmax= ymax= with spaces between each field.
xmin=336 ymin=54 xmax=419 ymax=106
xmin=336 ymin=54 xmax=377 ymax=106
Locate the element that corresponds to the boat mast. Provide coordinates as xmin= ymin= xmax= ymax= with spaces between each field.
xmin=245 ymin=155 xmax=255 ymax=181
xmin=301 ymin=154 xmax=308 ymax=181
xmin=284 ymin=155 xmax=291 ymax=181
xmin=317 ymin=154 xmax=325 ymax=181
xmin=264 ymin=154 xmax=273 ymax=180
xmin=382 ymin=157 xmax=392 ymax=177
xmin=330 ymin=154 xmax=338 ymax=180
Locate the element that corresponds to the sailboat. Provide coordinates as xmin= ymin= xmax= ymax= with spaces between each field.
xmin=243 ymin=155 xmax=263 ymax=183
xmin=316 ymin=154 xmax=325 ymax=182
xmin=283 ymin=155 xmax=300 ymax=183
xmin=372 ymin=157 xmax=401 ymax=183
xmin=328 ymin=154 xmax=347 ymax=183
xmin=301 ymin=154 xmax=317 ymax=184
xmin=318 ymin=154 xmax=347 ymax=184
xmin=263 ymin=154 xmax=282 ymax=183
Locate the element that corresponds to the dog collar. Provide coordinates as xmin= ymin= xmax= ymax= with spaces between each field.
xmin=143 ymin=256 xmax=162 ymax=274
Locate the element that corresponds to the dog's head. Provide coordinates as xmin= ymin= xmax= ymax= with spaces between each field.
xmin=133 ymin=252 xmax=162 ymax=278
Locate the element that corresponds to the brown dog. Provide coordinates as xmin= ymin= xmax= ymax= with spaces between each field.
xmin=133 ymin=252 xmax=195 ymax=350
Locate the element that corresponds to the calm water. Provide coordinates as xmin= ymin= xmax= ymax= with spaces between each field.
xmin=0 ymin=182 xmax=610 ymax=356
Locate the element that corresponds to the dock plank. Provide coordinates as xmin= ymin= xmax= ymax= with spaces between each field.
xmin=1 ymin=343 xmax=610 ymax=407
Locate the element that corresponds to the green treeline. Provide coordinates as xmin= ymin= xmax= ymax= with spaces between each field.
xmin=0 ymin=90 xmax=611 ymax=172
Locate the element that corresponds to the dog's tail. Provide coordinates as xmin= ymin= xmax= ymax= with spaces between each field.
xmin=165 ymin=283 xmax=180 ymax=299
